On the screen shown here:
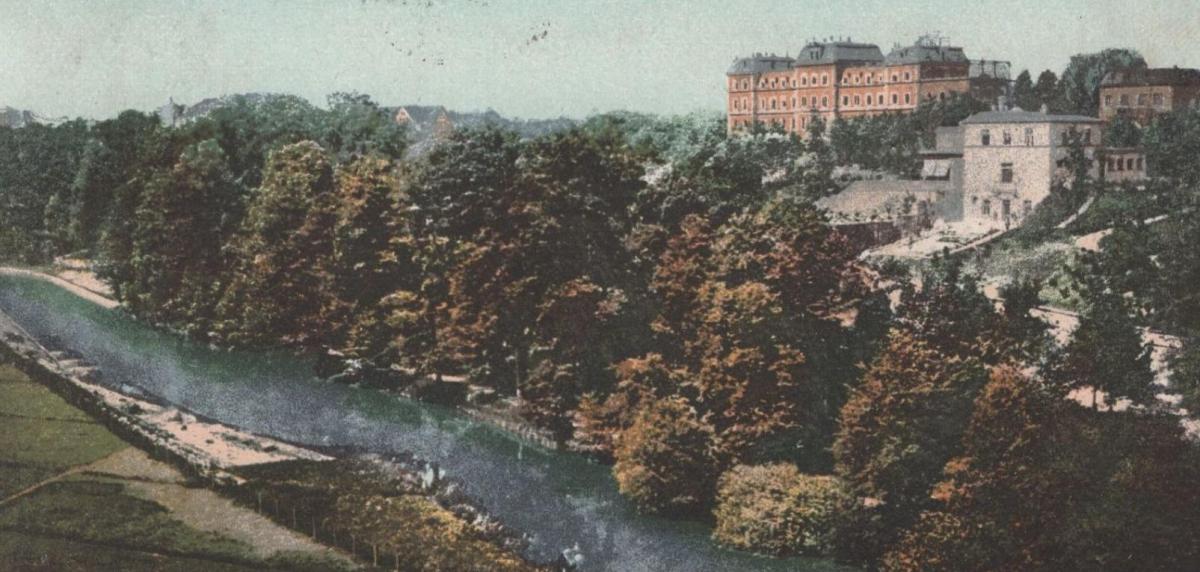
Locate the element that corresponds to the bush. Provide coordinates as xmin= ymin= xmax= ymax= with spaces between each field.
xmin=613 ymin=397 xmax=717 ymax=516
xmin=711 ymin=464 xmax=847 ymax=556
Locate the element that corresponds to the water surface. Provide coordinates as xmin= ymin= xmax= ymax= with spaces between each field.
xmin=0 ymin=274 xmax=851 ymax=572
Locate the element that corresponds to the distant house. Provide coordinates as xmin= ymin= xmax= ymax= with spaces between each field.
xmin=1100 ymin=67 xmax=1200 ymax=125
xmin=394 ymin=105 xmax=455 ymax=141
xmin=960 ymin=108 xmax=1103 ymax=228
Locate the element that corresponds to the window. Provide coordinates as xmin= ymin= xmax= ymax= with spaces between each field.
xmin=904 ymin=72 xmax=911 ymax=81
xmin=792 ymin=97 xmax=797 ymax=108
xmin=1003 ymin=130 xmax=1012 ymax=145
xmin=1024 ymin=127 xmax=1034 ymax=146
xmin=1120 ymin=94 xmax=1130 ymax=105
xmin=1137 ymin=157 xmax=1144 ymax=170
xmin=892 ymin=93 xmax=899 ymax=105
xmin=854 ymin=95 xmax=861 ymax=106
xmin=1127 ymin=158 xmax=1135 ymax=171
xmin=1153 ymin=93 xmax=1165 ymax=106
xmin=866 ymin=95 xmax=873 ymax=106
xmin=801 ymin=96 xmax=808 ymax=107
xmin=1117 ymin=158 xmax=1125 ymax=171
xmin=843 ymin=95 xmax=849 ymax=106
xmin=1104 ymin=95 xmax=1113 ymax=107
xmin=801 ymin=76 xmax=808 ymax=86
xmin=822 ymin=74 xmax=828 ymax=85
xmin=1107 ymin=157 xmax=1116 ymax=171
xmin=982 ymin=199 xmax=992 ymax=216
xmin=892 ymin=74 xmax=898 ymax=82
xmin=981 ymin=129 xmax=991 ymax=146
xmin=1084 ymin=129 xmax=1092 ymax=144
xmin=1001 ymin=162 xmax=1014 ymax=183
xmin=905 ymin=93 xmax=911 ymax=104
xmin=822 ymin=96 xmax=829 ymax=107
xmin=1137 ymin=93 xmax=1148 ymax=105
xmin=771 ymin=99 xmax=776 ymax=110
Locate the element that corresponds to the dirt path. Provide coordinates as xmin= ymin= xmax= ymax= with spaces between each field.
xmin=84 ymin=447 xmax=354 ymax=564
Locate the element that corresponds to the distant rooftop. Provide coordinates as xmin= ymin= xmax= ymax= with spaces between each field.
xmin=884 ymin=43 xmax=967 ymax=65
xmin=961 ymin=109 xmax=1103 ymax=125
xmin=794 ymin=41 xmax=884 ymax=67
xmin=727 ymin=53 xmax=796 ymax=75
xmin=1101 ymin=67 xmax=1200 ymax=88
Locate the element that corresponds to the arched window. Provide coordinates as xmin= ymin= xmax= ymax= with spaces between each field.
xmin=822 ymin=96 xmax=829 ymax=108
xmin=801 ymin=76 xmax=808 ymax=86
xmin=792 ymin=97 xmax=797 ymax=108
xmin=822 ymin=74 xmax=829 ymax=85
xmin=892 ymin=93 xmax=898 ymax=105
xmin=842 ymin=95 xmax=849 ymax=106
xmin=801 ymin=96 xmax=808 ymax=107
xmin=905 ymin=93 xmax=911 ymax=104
xmin=866 ymin=95 xmax=873 ymax=106
xmin=854 ymin=95 xmax=861 ymax=106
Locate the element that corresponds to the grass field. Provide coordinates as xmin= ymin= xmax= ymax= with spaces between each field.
xmin=0 ymin=361 xmax=353 ymax=571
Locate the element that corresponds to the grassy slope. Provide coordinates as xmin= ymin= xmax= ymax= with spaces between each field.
xmin=0 ymin=363 xmax=351 ymax=572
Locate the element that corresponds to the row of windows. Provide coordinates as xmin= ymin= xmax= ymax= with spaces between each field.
xmin=839 ymin=92 xmax=916 ymax=108
xmin=841 ymin=70 xmax=914 ymax=86
xmin=1106 ymin=156 xmax=1145 ymax=172
xmin=734 ymin=75 xmax=832 ymax=91
xmin=979 ymin=127 xmax=1093 ymax=146
xmin=1104 ymin=92 xmax=1166 ymax=108
xmin=973 ymin=196 xmax=1033 ymax=218
xmin=732 ymin=69 xmax=921 ymax=91
xmin=732 ymin=95 xmax=834 ymax=112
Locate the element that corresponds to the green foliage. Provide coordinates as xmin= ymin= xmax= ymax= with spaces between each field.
xmin=885 ymin=366 xmax=1200 ymax=572
xmin=832 ymin=330 xmax=987 ymax=566
xmin=613 ymin=397 xmax=718 ymax=516
xmin=1058 ymin=49 xmax=1147 ymax=116
xmin=1143 ymin=108 xmax=1200 ymax=186
xmin=711 ymin=464 xmax=847 ymax=556
xmin=1012 ymin=70 xmax=1038 ymax=111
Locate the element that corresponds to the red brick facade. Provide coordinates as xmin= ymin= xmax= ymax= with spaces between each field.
xmin=727 ymin=38 xmax=1000 ymax=137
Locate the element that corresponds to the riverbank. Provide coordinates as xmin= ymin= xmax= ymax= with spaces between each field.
xmin=0 ymin=265 xmax=119 ymax=310
xmin=0 ymin=301 xmax=546 ymax=571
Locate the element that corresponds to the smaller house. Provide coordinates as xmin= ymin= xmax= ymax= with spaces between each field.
xmin=1100 ymin=67 xmax=1200 ymax=125
xmin=1101 ymin=147 xmax=1149 ymax=184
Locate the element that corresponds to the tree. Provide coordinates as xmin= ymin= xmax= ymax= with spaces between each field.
xmin=216 ymin=141 xmax=336 ymax=347
xmin=712 ymin=464 xmax=848 ymax=556
xmin=1058 ymin=49 xmax=1147 ymax=116
xmin=1012 ymin=70 xmax=1038 ymax=111
xmin=1034 ymin=70 xmax=1062 ymax=112
xmin=832 ymin=330 xmax=987 ymax=566
xmin=1143 ymin=108 xmax=1200 ymax=186
xmin=325 ymin=155 xmax=406 ymax=360
xmin=1169 ymin=340 xmax=1200 ymax=418
xmin=1050 ymin=285 xmax=1154 ymax=409
xmin=613 ymin=397 xmax=718 ymax=516
xmin=124 ymin=139 xmax=238 ymax=333
xmin=1104 ymin=113 xmax=1143 ymax=148
xmin=996 ymin=278 xmax=1052 ymax=364
xmin=886 ymin=366 xmax=1200 ymax=572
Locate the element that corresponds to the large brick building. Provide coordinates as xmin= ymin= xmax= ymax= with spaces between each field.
xmin=1099 ymin=67 xmax=1200 ymax=125
xmin=726 ymin=35 xmax=1009 ymax=136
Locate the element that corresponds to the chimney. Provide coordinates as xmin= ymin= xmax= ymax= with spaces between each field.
xmin=1040 ymin=103 xmax=1049 ymax=115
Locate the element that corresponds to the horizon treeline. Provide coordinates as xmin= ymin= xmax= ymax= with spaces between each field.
xmin=3 ymin=50 xmax=1200 ymax=570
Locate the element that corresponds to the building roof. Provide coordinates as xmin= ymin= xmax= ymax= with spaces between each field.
xmin=1101 ymin=67 xmax=1200 ymax=88
xmin=817 ymin=180 xmax=949 ymax=222
xmin=727 ymin=54 xmax=796 ymax=75
xmin=960 ymin=109 xmax=1103 ymax=125
xmin=794 ymin=41 xmax=884 ymax=67
xmin=884 ymin=43 xmax=968 ymax=65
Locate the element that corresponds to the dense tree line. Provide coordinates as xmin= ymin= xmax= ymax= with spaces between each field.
xmin=2 ymin=83 xmax=1198 ymax=571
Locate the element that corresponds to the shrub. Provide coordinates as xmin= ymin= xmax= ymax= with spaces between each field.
xmin=613 ymin=397 xmax=717 ymax=516
xmin=711 ymin=463 xmax=847 ymax=556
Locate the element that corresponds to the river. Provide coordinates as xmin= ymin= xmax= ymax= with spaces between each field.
xmin=0 ymin=273 xmax=850 ymax=572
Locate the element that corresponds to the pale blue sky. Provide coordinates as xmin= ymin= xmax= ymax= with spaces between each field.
xmin=2 ymin=0 xmax=1197 ymax=120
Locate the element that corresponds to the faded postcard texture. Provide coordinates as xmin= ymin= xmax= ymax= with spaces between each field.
xmin=1 ymin=1 xmax=1199 ymax=571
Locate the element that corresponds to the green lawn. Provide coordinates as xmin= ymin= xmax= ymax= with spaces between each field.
xmin=0 ymin=361 xmax=353 ymax=571
xmin=0 ymin=364 xmax=126 ymax=497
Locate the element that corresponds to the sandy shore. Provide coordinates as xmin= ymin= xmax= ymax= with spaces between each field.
xmin=0 ymin=266 xmax=120 ymax=309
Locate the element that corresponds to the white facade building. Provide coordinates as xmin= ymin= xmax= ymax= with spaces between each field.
xmin=960 ymin=109 xmax=1103 ymax=228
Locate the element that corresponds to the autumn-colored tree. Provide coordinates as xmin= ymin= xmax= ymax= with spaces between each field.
xmin=574 ymin=353 xmax=683 ymax=460
xmin=125 ymin=139 xmax=238 ymax=334
xmin=216 ymin=141 xmax=336 ymax=347
xmin=832 ymin=330 xmax=987 ymax=566
xmin=712 ymin=464 xmax=848 ymax=556
xmin=613 ymin=397 xmax=718 ymax=516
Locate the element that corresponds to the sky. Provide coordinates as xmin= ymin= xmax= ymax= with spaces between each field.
xmin=2 ymin=0 xmax=1198 ymax=121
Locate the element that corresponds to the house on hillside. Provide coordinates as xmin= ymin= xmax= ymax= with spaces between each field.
xmin=960 ymin=108 xmax=1103 ymax=228
xmin=394 ymin=105 xmax=455 ymax=141
xmin=1100 ymin=67 xmax=1200 ymax=125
